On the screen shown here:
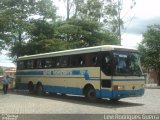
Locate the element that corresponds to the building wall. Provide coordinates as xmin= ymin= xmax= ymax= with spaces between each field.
xmin=0 ymin=76 xmax=3 ymax=89
xmin=145 ymin=68 xmax=158 ymax=84
xmin=0 ymin=68 xmax=16 ymax=89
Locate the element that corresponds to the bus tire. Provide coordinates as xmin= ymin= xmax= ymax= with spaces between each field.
xmin=85 ymin=88 xmax=96 ymax=101
xmin=28 ymin=82 xmax=34 ymax=94
xmin=36 ymin=83 xmax=44 ymax=96
xmin=61 ymin=93 xmax=66 ymax=96
xmin=110 ymin=98 xmax=120 ymax=102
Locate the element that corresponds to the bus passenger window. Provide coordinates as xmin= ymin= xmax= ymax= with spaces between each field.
xmin=105 ymin=57 xmax=109 ymax=63
xmin=70 ymin=55 xmax=78 ymax=66
xmin=59 ymin=56 xmax=69 ymax=67
xmin=78 ymin=56 xmax=85 ymax=66
xmin=70 ymin=55 xmax=85 ymax=67
xmin=26 ymin=60 xmax=34 ymax=69
xmin=56 ymin=62 xmax=60 ymax=67
xmin=93 ymin=56 xmax=98 ymax=65
xmin=44 ymin=58 xmax=53 ymax=68
xmin=90 ymin=55 xmax=98 ymax=66
xmin=102 ymin=53 xmax=112 ymax=75
xmin=52 ymin=57 xmax=57 ymax=67
xmin=36 ymin=60 xmax=43 ymax=69
xmin=17 ymin=61 xmax=25 ymax=70
xmin=55 ymin=57 xmax=60 ymax=67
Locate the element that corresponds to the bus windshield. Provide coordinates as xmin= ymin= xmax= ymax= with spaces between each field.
xmin=114 ymin=52 xmax=142 ymax=76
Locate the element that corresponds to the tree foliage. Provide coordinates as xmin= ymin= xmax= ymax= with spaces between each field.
xmin=0 ymin=0 xmax=57 ymax=57
xmin=0 ymin=0 xmax=121 ymax=61
xmin=138 ymin=24 xmax=160 ymax=85
xmin=139 ymin=25 xmax=160 ymax=67
xmin=55 ymin=17 xmax=118 ymax=48
xmin=0 ymin=67 xmax=3 ymax=75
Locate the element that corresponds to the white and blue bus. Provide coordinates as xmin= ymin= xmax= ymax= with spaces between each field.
xmin=15 ymin=45 xmax=145 ymax=101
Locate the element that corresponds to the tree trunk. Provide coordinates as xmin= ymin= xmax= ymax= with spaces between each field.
xmin=17 ymin=31 xmax=22 ymax=57
xmin=157 ymin=66 xmax=160 ymax=86
xmin=67 ymin=0 xmax=70 ymax=20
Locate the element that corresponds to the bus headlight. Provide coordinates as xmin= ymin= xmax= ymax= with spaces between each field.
xmin=141 ymin=84 xmax=145 ymax=88
xmin=113 ymin=85 xmax=125 ymax=90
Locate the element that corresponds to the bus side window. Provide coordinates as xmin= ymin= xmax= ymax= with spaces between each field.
xmin=36 ymin=59 xmax=44 ymax=69
xmin=88 ymin=53 xmax=99 ymax=66
xmin=59 ymin=56 xmax=69 ymax=67
xmin=70 ymin=55 xmax=85 ymax=67
xmin=26 ymin=60 xmax=34 ymax=69
xmin=56 ymin=57 xmax=60 ymax=67
xmin=17 ymin=61 xmax=25 ymax=70
xmin=102 ymin=52 xmax=112 ymax=75
xmin=52 ymin=57 xmax=57 ymax=68
xmin=44 ymin=58 xmax=53 ymax=68
xmin=70 ymin=55 xmax=77 ymax=67
xmin=78 ymin=55 xmax=85 ymax=66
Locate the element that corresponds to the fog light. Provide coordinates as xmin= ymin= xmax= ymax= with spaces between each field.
xmin=113 ymin=85 xmax=124 ymax=90
xmin=113 ymin=85 xmax=118 ymax=90
xmin=141 ymin=84 xmax=145 ymax=88
xmin=118 ymin=86 xmax=124 ymax=90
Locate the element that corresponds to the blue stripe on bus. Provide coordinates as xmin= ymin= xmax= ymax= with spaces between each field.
xmin=15 ymin=83 xmax=28 ymax=90
xmin=16 ymin=71 xmax=43 ymax=75
xmin=44 ymin=85 xmax=83 ymax=95
xmin=101 ymin=89 xmax=112 ymax=98
xmin=16 ymin=83 xmax=144 ymax=99
xmin=112 ymin=89 xmax=145 ymax=98
xmin=44 ymin=86 xmax=102 ymax=98
xmin=15 ymin=83 xmax=101 ymax=98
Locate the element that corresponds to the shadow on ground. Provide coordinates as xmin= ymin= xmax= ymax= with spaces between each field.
xmin=7 ymin=90 xmax=144 ymax=109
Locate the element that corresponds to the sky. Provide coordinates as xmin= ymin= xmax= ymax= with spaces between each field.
xmin=121 ymin=0 xmax=160 ymax=48
xmin=1 ymin=0 xmax=160 ymax=67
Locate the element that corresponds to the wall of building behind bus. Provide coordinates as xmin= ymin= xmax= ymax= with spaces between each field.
xmin=145 ymin=68 xmax=158 ymax=84
xmin=0 ymin=67 xmax=16 ymax=89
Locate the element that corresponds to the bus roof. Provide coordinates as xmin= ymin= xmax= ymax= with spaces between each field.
xmin=18 ymin=45 xmax=137 ymax=60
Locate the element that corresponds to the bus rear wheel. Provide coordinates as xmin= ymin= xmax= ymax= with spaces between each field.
xmin=36 ymin=84 xmax=44 ymax=96
xmin=85 ymin=88 xmax=96 ymax=101
xmin=28 ymin=82 xmax=34 ymax=94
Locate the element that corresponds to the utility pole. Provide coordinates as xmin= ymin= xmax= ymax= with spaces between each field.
xmin=117 ymin=0 xmax=122 ymax=45
xmin=117 ymin=0 xmax=136 ymax=45
xmin=67 ymin=0 xmax=70 ymax=20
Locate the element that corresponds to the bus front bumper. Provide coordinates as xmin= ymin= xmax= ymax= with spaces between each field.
xmin=112 ymin=89 xmax=145 ymax=99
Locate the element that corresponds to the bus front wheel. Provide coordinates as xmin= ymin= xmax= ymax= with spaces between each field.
xmin=85 ymin=88 xmax=96 ymax=101
xmin=110 ymin=98 xmax=120 ymax=102
xmin=36 ymin=84 xmax=44 ymax=96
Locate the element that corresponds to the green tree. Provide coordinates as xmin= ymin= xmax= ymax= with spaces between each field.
xmin=138 ymin=24 xmax=160 ymax=85
xmin=56 ymin=18 xmax=118 ymax=48
xmin=19 ymin=20 xmax=68 ymax=55
xmin=78 ymin=0 xmax=103 ymax=21
xmin=0 ymin=0 xmax=126 ymax=63
xmin=0 ymin=0 xmax=57 ymax=57
xmin=69 ymin=0 xmax=136 ymax=45
xmin=103 ymin=0 xmax=136 ymax=44
xmin=0 ymin=67 xmax=3 ymax=75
